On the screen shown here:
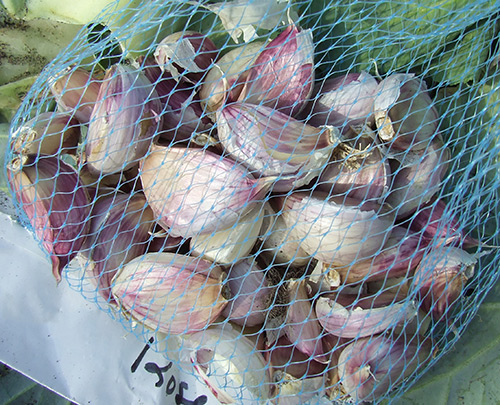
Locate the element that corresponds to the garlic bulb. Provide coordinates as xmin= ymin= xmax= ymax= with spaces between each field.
xmin=86 ymin=63 xmax=163 ymax=175
xmin=140 ymin=144 xmax=273 ymax=238
xmin=7 ymin=155 xmax=90 ymax=282
xmin=111 ymin=252 xmax=229 ymax=334
xmin=279 ymin=191 xmax=395 ymax=265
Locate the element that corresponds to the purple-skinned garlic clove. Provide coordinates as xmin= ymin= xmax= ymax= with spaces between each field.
xmin=140 ymin=144 xmax=274 ymax=238
xmin=7 ymin=155 xmax=90 ymax=282
xmin=82 ymin=192 xmax=155 ymax=302
xmin=217 ymin=102 xmax=340 ymax=192
xmin=50 ymin=66 xmax=101 ymax=125
xmin=221 ymin=258 xmax=275 ymax=327
xmin=336 ymin=226 xmax=429 ymax=284
xmin=86 ymin=63 xmax=163 ymax=175
xmin=137 ymin=56 xmax=213 ymax=143
xmin=409 ymin=198 xmax=480 ymax=249
xmin=111 ymin=252 xmax=229 ymax=334
xmin=154 ymin=31 xmax=218 ymax=84
xmin=303 ymin=71 xmax=378 ymax=130
xmin=279 ymin=191 xmax=395 ymax=265
xmin=374 ymin=74 xmax=439 ymax=151
xmin=338 ymin=334 xmax=432 ymax=402
xmin=412 ymin=247 xmax=476 ymax=321
xmin=238 ymin=23 xmax=314 ymax=116
xmin=10 ymin=112 xmax=80 ymax=157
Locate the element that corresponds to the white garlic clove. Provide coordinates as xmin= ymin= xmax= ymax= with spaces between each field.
xmin=50 ymin=66 xmax=101 ymax=125
xmin=412 ymin=246 xmax=476 ymax=321
xmin=303 ymin=71 xmax=378 ymax=130
xmin=140 ymin=144 xmax=273 ymax=238
xmin=374 ymin=74 xmax=439 ymax=151
xmin=338 ymin=334 xmax=432 ymax=402
xmin=111 ymin=252 xmax=229 ymax=334
xmin=190 ymin=203 xmax=265 ymax=265
xmin=86 ymin=63 xmax=163 ymax=175
xmin=279 ymin=191 xmax=395 ymax=265
xmin=7 ymin=155 xmax=90 ymax=283
xmin=82 ymin=192 xmax=155 ymax=302
xmin=238 ymin=23 xmax=314 ymax=116
xmin=10 ymin=112 xmax=80 ymax=157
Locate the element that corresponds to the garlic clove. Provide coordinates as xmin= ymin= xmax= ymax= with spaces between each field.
xmin=238 ymin=23 xmax=314 ymax=116
xmin=50 ymin=66 xmax=101 ymax=125
xmin=140 ymin=144 xmax=273 ymax=238
xmin=271 ymin=371 xmax=326 ymax=405
xmin=409 ymin=198 xmax=480 ymax=249
xmin=176 ymin=324 xmax=273 ymax=403
xmin=217 ymin=102 xmax=340 ymax=192
xmin=303 ymin=71 xmax=378 ymax=130
xmin=154 ymin=31 xmax=218 ymax=83
xmin=111 ymin=252 xmax=229 ymax=334
xmin=316 ymin=294 xmax=418 ymax=338
xmin=82 ymin=192 xmax=155 ymax=302
xmin=7 ymin=155 xmax=90 ymax=282
xmin=10 ymin=112 xmax=80 ymax=157
xmin=306 ymin=260 xmax=341 ymax=295
xmin=387 ymin=135 xmax=450 ymax=219
xmin=374 ymin=74 xmax=439 ymax=151
xmin=284 ymin=279 xmax=328 ymax=363
xmin=221 ymin=258 xmax=275 ymax=327
xmin=86 ymin=63 xmax=163 ymax=175
xmin=336 ymin=226 xmax=428 ymax=284
xmin=137 ymin=56 xmax=213 ymax=143
xmin=200 ymin=40 xmax=266 ymax=117
xmin=338 ymin=334 xmax=432 ymax=402
xmin=279 ymin=191 xmax=395 ymax=265
xmin=412 ymin=247 xmax=476 ymax=320
xmin=190 ymin=203 xmax=265 ymax=265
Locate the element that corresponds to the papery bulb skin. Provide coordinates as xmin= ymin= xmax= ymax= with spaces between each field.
xmin=140 ymin=145 xmax=273 ymax=238
xmin=86 ymin=64 xmax=163 ymax=175
xmin=7 ymin=155 xmax=90 ymax=282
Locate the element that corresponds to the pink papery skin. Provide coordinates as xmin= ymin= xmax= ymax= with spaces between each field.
xmin=111 ymin=252 xmax=227 ymax=334
xmin=8 ymin=155 xmax=90 ymax=282
xmin=238 ymin=24 xmax=314 ymax=117
xmin=140 ymin=145 xmax=273 ymax=238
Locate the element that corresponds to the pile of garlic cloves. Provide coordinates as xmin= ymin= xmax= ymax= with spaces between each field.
xmin=7 ymin=20 xmax=481 ymax=404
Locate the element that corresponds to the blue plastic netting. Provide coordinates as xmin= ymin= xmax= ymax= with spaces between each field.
xmin=4 ymin=0 xmax=500 ymax=403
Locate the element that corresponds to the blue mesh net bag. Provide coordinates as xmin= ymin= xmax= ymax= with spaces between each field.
xmin=4 ymin=0 xmax=500 ymax=402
